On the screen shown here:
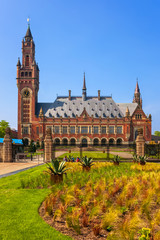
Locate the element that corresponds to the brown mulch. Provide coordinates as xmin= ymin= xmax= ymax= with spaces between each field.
xmin=39 ymin=202 xmax=108 ymax=240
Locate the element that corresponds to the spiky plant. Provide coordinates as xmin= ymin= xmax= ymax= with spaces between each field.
xmin=46 ymin=159 xmax=70 ymax=175
xmin=139 ymin=155 xmax=148 ymax=165
xmin=112 ymin=155 xmax=120 ymax=165
xmin=132 ymin=153 xmax=139 ymax=163
xmin=46 ymin=159 xmax=71 ymax=184
xmin=80 ymin=156 xmax=94 ymax=169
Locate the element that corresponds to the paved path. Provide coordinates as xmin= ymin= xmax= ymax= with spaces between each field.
xmin=0 ymin=162 xmax=44 ymax=179
xmin=110 ymin=151 xmax=133 ymax=159
xmin=0 ymin=151 xmax=66 ymax=179
xmin=55 ymin=151 xmax=66 ymax=158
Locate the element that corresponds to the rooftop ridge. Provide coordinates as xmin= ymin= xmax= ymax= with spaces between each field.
xmin=57 ymin=95 xmax=112 ymax=99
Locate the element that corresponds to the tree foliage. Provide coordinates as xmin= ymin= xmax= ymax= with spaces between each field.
xmin=0 ymin=120 xmax=9 ymax=137
xmin=29 ymin=140 xmax=36 ymax=153
xmin=154 ymin=131 xmax=160 ymax=137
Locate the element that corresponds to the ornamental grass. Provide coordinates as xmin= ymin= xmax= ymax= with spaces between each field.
xmin=40 ymin=162 xmax=160 ymax=239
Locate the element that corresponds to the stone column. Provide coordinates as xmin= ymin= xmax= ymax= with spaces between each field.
xmin=3 ymin=127 xmax=12 ymax=162
xmin=136 ymin=128 xmax=145 ymax=156
xmin=44 ymin=128 xmax=53 ymax=162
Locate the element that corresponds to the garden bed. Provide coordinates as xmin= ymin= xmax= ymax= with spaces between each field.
xmin=39 ymin=162 xmax=160 ymax=240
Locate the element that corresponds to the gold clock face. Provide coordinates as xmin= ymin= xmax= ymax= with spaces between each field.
xmin=23 ymin=90 xmax=30 ymax=97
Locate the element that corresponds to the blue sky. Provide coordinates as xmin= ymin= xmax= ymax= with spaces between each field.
xmin=0 ymin=0 xmax=159 ymax=133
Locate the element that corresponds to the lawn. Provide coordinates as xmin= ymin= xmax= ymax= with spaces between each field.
xmin=59 ymin=151 xmax=115 ymax=160
xmin=0 ymin=165 xmax=72 ymax=240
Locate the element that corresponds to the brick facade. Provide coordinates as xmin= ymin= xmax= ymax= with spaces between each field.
xmin=17 ymin=25 xmax=152 ymax=145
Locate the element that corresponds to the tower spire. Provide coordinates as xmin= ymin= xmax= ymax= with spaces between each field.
xmin=82 ymin=72 xmax=87 ymax=101
xmin=135 ymin=78 xmax=140 ymax=94
xmin=133 ymin=78 xmax=142 ymax=108
xmin=83 ymin=72 xmax=86 ymax=90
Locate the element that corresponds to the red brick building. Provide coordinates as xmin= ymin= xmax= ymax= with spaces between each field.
xmin=17 ymin=24 xmax=152 ymax=146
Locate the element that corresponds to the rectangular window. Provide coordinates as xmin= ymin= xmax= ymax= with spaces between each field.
xmin=93 ymin=126 xmax=99 ymax=134
xmin=77 ymin=126 xmax=80 ymax=134
xmin=23 ymin=127 xmax=28 ymax=134
xmin=117 ymin=126 xmax=122 ymax=134
xmin=109 ymin=126 xmax=114 ymax=134
xmin=62 ymin=126 xmax=67 ymax=134
xmin=89 ymin=126 xmax=91 ymax=134
xmin=36 ymin=127 xmax=39 ymax=135
xmin=81 ymin=127 xmax=88 ymax=134
xmin=46 ymin=126 xmax=52 ymax=133
xmin=101 ymin=126 xmax=106 ymax=134
xmin=54 ymin=126 xmax=59 ymax=134
xmin=70 ymin=126 xmax=75 ymax=134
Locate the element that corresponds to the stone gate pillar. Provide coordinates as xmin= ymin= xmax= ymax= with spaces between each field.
xmin=44 ymin=128 xmax=53 ymax=162
xmin=136 ymin=128 xmax=145 ymax=156
xmin=3 ymin=127 xmax=12 ymax=162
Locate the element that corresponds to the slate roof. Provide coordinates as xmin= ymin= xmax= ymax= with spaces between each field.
xmin=25 ymin=25 xmax=33 ymax=39
xmin=36 ymin=96 xmax=138 ymax=119
xmin=117 ymin=103 xmax=138 ymax=116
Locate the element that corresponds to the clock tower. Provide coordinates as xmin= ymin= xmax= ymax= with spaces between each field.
xmin=17 ymin=23 xmax=39 ymax=142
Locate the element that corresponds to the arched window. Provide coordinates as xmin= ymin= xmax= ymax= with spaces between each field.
xmin=117 ymin=138 xmax=122 ymax=145
xmin=21 ymin=72 xmax=24 ymax=77
xmin=55 ymin=138 xmax=60 ymax=146
xmin=109 ymin=138 xmax=115 ymax=145
xmin=25 ymin=55 xmax=29 ymax=66
xmin=62 ymin=138 xmax=68 ymax=146
xmin=70 ymin=138 xmax=76 ymax=146
xmin=93 ymin=138 xmax=99 ymax=146
xmin=101 ymin=138 xmax=107 ymax=146
xmin=82 ymin=138 xmax=88 ymax=147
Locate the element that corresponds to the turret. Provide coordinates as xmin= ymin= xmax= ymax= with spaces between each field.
xmin=125 ymin=106 xmax=130 ymax=117
xmin=16 ymin=58 xmax=21 ymax=78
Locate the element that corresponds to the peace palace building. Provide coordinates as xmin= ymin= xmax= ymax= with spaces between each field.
xmin=16 ymin=25 xmax=152 ymax=146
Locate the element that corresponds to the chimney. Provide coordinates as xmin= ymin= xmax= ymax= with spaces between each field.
xmin=69 ymin=90 xmax=71 ymax=100
xmin=98 ymin=90 xmax=100 ymax=100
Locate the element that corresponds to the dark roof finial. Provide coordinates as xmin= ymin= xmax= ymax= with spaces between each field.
xmin=17 ymin=57 xmax=21 ymax=67
xmin=82 ymin=72 xmax=86 ymax=90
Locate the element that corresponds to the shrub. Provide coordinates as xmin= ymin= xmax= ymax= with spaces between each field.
xmin=112 ymin=155 xmax=120 ymax=165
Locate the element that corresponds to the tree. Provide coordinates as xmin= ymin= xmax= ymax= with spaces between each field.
xmin=28 ymin=140 xmax=36 ymax=153
xmin=0 ymin=120 xmax=9 ymax=137
xmin=36 ymin=140 xmax=40 ymax=149
xmin=154 ymin=131 xmax=160 ymax=137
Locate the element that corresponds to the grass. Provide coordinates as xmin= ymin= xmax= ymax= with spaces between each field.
xmin=0 ymin=165 xmax=72 ymax=240
xmin=25 ymin=152 xmax=43 ymax=157
xmin=59 ymin=151 xmax=115 ymax=160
